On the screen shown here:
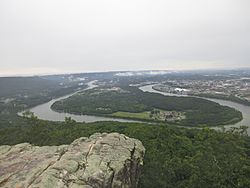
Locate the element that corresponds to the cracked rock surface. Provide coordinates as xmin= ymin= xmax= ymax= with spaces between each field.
xmin=0 ymin=133 xmax=145 ymax=188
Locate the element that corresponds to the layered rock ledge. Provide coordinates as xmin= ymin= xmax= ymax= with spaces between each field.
xmin=0 ymin=133 xmax=145 ymax=188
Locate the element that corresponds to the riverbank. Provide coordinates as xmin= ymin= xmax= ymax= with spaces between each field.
xmin=17 ymin=81 xmax=249 ymax=134
xmin=140 ymin=84 xmax=250 ymax=135
xmin=194 ymin=93 xmax=250 ymax=106
xmin=19 ymin=81 xmax=139 ymax=123
xmin=28 ymin=81 xmax=242 ymax=127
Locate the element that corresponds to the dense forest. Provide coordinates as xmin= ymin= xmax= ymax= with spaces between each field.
xmin=0 ymin=118 xmax=249 ymax=188
xmin=52 ymin=86 xmax=242 ymax=126
xmin=0 ymin=76 xmax=87 ymax=128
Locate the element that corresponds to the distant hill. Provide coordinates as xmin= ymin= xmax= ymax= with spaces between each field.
xmin=0 ymin=76 xmax=60 ymax=98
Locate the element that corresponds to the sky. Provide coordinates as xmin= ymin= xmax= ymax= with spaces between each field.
xmin=0 ymin=0 xmax=249 ymax=76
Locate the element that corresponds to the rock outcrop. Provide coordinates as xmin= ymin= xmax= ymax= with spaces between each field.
xmin=0 ymin=133 xmax=145 ymax=188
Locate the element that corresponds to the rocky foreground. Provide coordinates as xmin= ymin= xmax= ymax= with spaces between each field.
xmin=0 ymin=133 xmax=145 ymax=188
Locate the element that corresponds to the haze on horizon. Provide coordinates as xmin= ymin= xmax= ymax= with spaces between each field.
xmin=0 ymin=0 xmax=249 ymax=76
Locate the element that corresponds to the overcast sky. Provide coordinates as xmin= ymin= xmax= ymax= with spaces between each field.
xmin=0 ymin=0 xmax=249 ymax=76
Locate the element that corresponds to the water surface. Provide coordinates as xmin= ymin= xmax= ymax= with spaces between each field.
xmin=24 ymin=81 xmax=138 ymax=123
xmin=139 ymin=84 xmax=250 ymax=134
xmin=20 ymin=82 xmax=250 ymax=134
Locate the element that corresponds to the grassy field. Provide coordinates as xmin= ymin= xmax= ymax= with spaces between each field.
xmin=52 ymin=86 xmax=243 ymax=126
xmin=112 ymin=111 xmax=151 ymax=120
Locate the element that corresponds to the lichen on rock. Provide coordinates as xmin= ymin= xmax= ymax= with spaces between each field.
xmin=0 ymin=133 xmax=145 ymax=188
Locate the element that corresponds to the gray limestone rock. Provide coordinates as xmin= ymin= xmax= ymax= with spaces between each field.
xmin=0 ymin=133 xmax=145 ymax=188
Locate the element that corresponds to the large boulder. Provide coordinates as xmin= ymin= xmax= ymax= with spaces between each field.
xmin=0 ymin=133 xmax=145 ymax=188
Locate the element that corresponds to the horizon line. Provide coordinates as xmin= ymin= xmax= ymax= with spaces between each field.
xmin=1 ymin=67 xmax=250 ymax=78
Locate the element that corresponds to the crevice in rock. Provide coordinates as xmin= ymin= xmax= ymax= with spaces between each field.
xmin=129 ymin=143 xmax=136 ymax=187
xmin=0 ymin=162 xmax=28 ymax=186
xmin=0 ymin=174 xmax=12 ymax=187
xmin=26 ymin=148 xmax=68 ymax=188
xmin=85 ymin=140 xmax=97 ymax=164
xmin=56 ymin=148 xmax=68 ymax=161
xmin=107 ymin=161 xmax=115 ymax=188
xmin=27 ymin=160 xmax=57 ymax=188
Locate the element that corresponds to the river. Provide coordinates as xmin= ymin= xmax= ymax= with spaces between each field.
xmin=23 ymin=81 xmax=138 ymax=123
xmin=22 ymin=82 xmax=250 ymax=134
xmin=139 ymin=84 xmax=250 ymax=134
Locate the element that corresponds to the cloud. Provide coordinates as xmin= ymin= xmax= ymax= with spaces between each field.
xmin=115 ymin=70 xmax=171 ymax=77
xmin=0 ymin=0 xmax=249 ymax=75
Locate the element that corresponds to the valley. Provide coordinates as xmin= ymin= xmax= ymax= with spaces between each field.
xmin=51 ymin=84 xmax=242 ymax=126
xmin=0 ymin=70 xmax=250 ymax=188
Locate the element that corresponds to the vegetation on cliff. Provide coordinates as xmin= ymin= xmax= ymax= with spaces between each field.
xmin=0 ymin=118 xmax=249 ymax=188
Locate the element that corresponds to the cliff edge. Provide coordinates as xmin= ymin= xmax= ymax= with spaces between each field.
xmin=0 ymin=133 xmax=145 ymax=188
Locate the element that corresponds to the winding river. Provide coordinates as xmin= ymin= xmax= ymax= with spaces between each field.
xmin=22 ymin=81 xmax=250 ymax=134
xmin=139 ymin=84 xmax=250 ymax=134
xmin=24 ymin=81 xmax=138 ymax=123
